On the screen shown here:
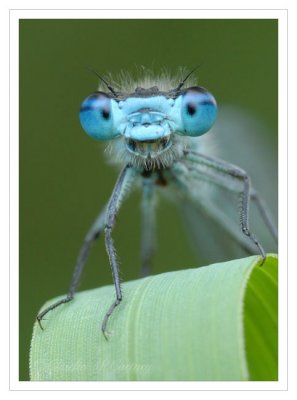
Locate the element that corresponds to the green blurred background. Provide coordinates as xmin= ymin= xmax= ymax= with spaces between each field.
xmin=19 ymin=19 xmax=277 ymax=380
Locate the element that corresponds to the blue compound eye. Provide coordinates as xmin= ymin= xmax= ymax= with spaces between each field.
xmin=180 ymin=87 xmax=217 ymax=136
xmin=79 ymin=92 xmax=117 ymax=140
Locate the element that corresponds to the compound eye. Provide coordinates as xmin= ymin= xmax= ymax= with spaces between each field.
xmin=181 ymin=87 xmax=217 ymax=136
xmin=79 ymin=92 xmax=116 ymax=140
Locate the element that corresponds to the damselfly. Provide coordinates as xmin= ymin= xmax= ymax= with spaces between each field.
xmin=37 ymin=68 xmax=277 ymax=338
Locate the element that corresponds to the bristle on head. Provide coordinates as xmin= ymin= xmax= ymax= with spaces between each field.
xmin=97 ymin=67 xmax=198 ymax=93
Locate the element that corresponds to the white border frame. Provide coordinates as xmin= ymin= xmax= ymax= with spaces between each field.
xmin=9 ymin=8 xmax=288 ymax=392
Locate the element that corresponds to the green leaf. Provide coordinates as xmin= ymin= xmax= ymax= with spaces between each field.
xmin=244 ymin=254 xmax=278 ymax=380
xmin=30 ymin=255 xmax=278 ymax=381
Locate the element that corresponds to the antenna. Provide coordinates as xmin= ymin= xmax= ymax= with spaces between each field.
xmin=87 ymin=67 xmax=118 ymax=97
xmin=173 ymin=64 xmax=203 ymax=92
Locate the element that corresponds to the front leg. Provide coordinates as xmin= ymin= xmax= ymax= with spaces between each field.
xmin=101 ymin=164 xmax=136 ymax=338
xmin=184 ymin=150 xmax=266 ymax=259
xmin=37 ymin=206 xmax=107 ymax=329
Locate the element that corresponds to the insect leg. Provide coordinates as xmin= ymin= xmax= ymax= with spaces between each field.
xmin=184 ymin=150 xmax=267 ymax=259
xmin=170 ymin=163 xmax=256 ymax=254
xmin=185 ymin=162 xmax=277 ymax=243
xmin=250 ymin=189 xmax=278 ymax=243
xmin=37 ymin=206 xmax=107 ymax=329
xmin=101 ymin=164 xmax=136 ymax=338
xmin=140 ymin=177 xmax=156 ymax=277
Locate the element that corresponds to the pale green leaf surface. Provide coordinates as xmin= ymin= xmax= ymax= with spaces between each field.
xmin=30 ymin=255 xmax=277 ymax=381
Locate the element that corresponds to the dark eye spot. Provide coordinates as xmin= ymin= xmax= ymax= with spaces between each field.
xmin=101 ymin=108 xmax=110 ymax=120
xmin=187 ymin=103 xmax=197 ymax=116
